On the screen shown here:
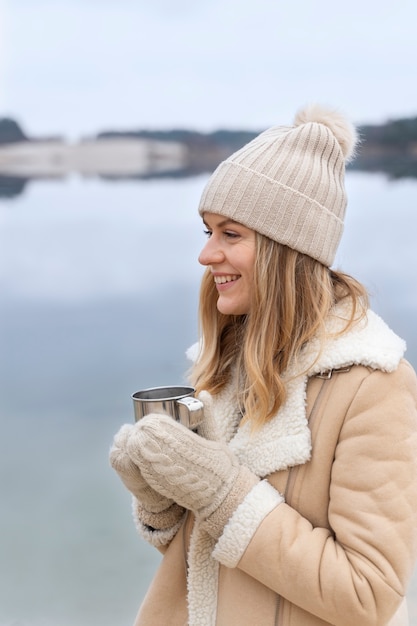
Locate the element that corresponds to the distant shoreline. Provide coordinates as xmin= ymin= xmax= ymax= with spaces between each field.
xmin=0 ymin=116 xmax=416 ymax=198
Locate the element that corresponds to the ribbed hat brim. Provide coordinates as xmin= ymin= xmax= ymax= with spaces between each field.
xmin=199 ymin=160 xmax=344 ymax=267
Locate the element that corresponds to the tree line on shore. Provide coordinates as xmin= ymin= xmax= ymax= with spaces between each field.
xmin=0 ymin=113 xmax=417 ymax=185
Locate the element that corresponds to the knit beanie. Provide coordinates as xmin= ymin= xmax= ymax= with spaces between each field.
xmin=198 ymin=104 xmax=358 ymax=267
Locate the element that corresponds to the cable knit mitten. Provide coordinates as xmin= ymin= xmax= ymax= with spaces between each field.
xmin=126 ymin=413 xmax=260 ymax=539
xmin=110 ymin=423 xmax=184 ymax=530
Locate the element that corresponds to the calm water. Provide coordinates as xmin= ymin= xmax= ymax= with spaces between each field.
xmin=0 ymin=172 xmax=417 ymax=626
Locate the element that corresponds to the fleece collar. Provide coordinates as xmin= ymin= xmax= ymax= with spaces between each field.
xmin=188 ymin=305 xmax=405 ymax=477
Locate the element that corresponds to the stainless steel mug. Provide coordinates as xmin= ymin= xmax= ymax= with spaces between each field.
xmin=131 ymin=385 xmax=204 ymax=430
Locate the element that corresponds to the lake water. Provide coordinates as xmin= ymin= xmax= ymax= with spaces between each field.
xmin=0 ymin=172 xmax=417 ymax=626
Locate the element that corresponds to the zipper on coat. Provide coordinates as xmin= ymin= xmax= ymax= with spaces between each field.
xmin=274 ymin=374 xmax=336 ymax=625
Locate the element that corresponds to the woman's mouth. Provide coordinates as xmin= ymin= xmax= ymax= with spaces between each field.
xmin=213 ymin=274 xmax=240 ymax=285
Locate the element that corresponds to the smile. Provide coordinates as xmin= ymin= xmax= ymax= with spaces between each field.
xmin=213 ymin=275 xmax=240 ymax=284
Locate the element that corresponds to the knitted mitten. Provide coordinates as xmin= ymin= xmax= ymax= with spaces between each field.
xmin=126 ymin=413 xmax=260 ymax=539
xmin=110 ymin=423 xmax=184 ymax=529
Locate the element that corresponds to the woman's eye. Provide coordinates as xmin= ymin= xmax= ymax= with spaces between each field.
xmin=202 ymin=228 xmax=239 ymax=239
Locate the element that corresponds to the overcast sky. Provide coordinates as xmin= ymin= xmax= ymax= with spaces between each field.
xmin=0 ymin=0 xmax=416 ymax=139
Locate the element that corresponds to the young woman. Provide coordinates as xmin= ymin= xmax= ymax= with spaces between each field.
xmin=110 ymin=105 xmax=417 ymax=625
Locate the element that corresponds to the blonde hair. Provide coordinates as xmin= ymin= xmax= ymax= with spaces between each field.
xmin=190 ymin=233 xmax=368 ymax=429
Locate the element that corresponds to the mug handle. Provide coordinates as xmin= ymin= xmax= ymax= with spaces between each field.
xmin=176 ymin=396 xmax=204 ymax=430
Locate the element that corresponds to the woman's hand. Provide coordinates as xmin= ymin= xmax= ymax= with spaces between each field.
xmin=110 ymin=422 xmax=175 ymax=513
xmin=126 ymin=413 xmax=259 ymax=539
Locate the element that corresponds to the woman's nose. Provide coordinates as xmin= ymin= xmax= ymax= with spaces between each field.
xmin=198 ymin=238 xmax=224 ymax=266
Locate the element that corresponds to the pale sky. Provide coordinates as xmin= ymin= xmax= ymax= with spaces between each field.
xmin=0 ymin=0 xmax=416 ymax=139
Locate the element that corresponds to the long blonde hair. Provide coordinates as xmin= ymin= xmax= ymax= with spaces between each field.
xmin=190 ymin=233 xmax=368 ymax=429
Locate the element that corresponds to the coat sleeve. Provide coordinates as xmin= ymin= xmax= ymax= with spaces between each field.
xmin=213 ymin=361 xmax=417 ymax=626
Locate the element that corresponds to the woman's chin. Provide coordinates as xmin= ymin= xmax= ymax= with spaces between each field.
xmin=216 ymin=298 xmax=249 ymax=316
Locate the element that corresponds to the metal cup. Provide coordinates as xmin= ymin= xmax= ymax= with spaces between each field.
xmin=131 ymin=385 xmax=204 ymax=430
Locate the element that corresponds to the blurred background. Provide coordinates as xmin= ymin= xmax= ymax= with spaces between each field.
xmin=0 ymin=1 xmax=416 ymax=625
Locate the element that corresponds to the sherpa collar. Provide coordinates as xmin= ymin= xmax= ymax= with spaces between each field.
xmin=187 ymin=305 xmax=405 ymax=477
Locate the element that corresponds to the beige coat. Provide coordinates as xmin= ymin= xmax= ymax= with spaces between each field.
xmin=133 ymin=308 xmax=417 ymax=626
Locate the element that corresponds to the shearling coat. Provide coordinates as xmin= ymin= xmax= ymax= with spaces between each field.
xmin=132 ymin=307 xmax=417 ymax=626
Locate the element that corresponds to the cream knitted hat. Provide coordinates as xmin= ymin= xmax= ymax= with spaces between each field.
xmin=198 ymin=104 xmax=358 ymax=267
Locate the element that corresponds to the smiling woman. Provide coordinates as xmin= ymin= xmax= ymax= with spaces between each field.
xmin=110 ymin=104 xmax=417 ymax=626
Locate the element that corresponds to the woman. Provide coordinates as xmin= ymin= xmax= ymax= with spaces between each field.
xmin=110 ymin=104 xmax=417 ymax=625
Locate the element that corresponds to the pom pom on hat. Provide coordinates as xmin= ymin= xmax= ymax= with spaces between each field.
xmin=294 ymin=103 xmax=359 ymax=163
xmin=198 ymin=104 xmax=357 ymax=267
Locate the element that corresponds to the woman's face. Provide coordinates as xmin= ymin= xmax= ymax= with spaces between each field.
xmin=198 ymin=212 xmax=256 ymax=315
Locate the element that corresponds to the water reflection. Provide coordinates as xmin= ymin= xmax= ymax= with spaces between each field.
xmin=2 ymin=158 xmax=417 ymax=201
